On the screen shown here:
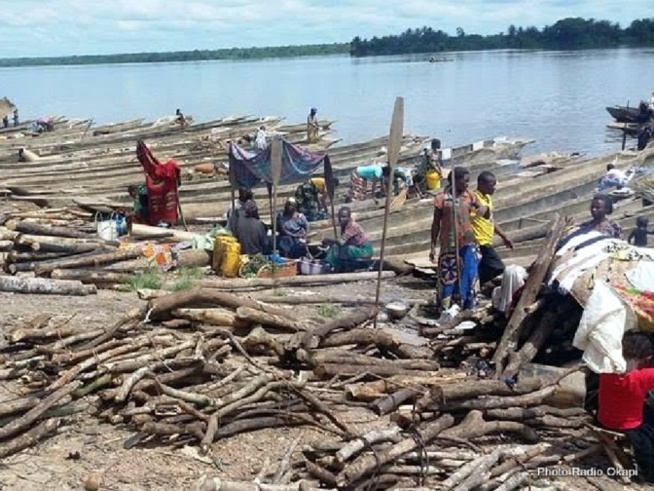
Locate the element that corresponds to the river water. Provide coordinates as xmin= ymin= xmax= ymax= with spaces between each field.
xmin=3 ymin=48 xmax=654 ymax=155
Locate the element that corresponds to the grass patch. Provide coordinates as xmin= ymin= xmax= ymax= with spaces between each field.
xmin=169 ymin=267 xmax=205 ymax=291
xmin=124 ymin=268 xmax=164 ymax=291
xmin=317 ymin=303 xmax=340 ymax=319
xmin=123 ymin=267 xmax=206 ymax=292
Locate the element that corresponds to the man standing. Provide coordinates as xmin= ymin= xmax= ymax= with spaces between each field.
xmin=307 ymin=107 xmax=319 ymax=143
xmin=471 ymin=171 xmax=514 ymax=285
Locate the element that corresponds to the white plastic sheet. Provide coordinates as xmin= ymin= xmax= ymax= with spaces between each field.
xmin=573 ymin=281 xmax=634 ymax=374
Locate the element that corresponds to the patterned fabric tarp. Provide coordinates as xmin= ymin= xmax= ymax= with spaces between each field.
xmin=228 ymin=138 xmax=331 ymax=189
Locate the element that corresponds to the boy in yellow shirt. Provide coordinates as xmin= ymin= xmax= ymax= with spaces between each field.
xmin=472 ymin=171 xmax=514 ymax=284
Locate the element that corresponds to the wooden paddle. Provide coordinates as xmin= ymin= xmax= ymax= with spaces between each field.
xmin=374 ymin=97 xmax=404 ymax=327
xmin=270 ymin=138 xmax=283 ymax=272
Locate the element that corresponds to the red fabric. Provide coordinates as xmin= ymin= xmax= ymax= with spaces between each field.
xmin=136 ymin=141 xmax=181 ymax=225
xmin=598 ymin=368 xmax=654 ymax=430
xmin=146 ymin=175 xmax=179 ymax=225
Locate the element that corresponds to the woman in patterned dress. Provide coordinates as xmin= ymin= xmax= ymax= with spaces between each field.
xmin=429 ymin=167 xmax=489 ymax=312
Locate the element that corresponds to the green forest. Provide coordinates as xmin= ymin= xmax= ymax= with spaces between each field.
xmin=1 ymin=17 xmax=653 ymax=67
xmin=350 ymin=17 xmax=654 ymax=56
xmin=0 ymin=43 xmax=349 ymax=68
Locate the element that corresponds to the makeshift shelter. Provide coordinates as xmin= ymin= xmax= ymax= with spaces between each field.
xmin=547 ymin=230 xmax=654 ymax=374
xmin=228 ymin=137 xmax=336 ymax=242
xmin=228 ymin=137 xmax=333 ymax=193
xmin=135 ymin=140 xmax=181 ymax=226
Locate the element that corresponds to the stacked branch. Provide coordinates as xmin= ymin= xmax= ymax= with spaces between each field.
xmin=0 ymin=277 xmax=614 ymax=491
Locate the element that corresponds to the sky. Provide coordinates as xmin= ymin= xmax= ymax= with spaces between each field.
xmin=0 ymin=0 xmax=651 ymax=58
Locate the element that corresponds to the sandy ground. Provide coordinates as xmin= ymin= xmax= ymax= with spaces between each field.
xmin=0 ymin=281 xmax=648 ymax=490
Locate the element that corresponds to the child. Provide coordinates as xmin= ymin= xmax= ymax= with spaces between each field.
xmin=127 ymin=184 xmax=149 ymax=225
xmin=598 ymin=331 xmax=654 ymax=482
xmin=628 ymin=216 xmax=653 ymax=247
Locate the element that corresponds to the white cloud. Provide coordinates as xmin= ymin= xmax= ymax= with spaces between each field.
xmin=0 ymin=0 xmax=649 ymax=57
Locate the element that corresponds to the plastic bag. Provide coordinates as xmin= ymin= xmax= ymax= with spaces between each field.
xmin=96 ymin=213 xmax=118 ymax=241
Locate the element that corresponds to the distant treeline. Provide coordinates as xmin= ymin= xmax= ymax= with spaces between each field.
xmin=350 ymin=17 xmax=654 ymax=56
xmin=0 ymin=43 xmax=349 ymax=68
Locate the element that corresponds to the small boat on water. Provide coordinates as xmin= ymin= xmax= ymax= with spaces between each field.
xmin=606 ymin=105 xmax=641 ymax=123
xmin=428 ymin=56 xmax=454 ymax=63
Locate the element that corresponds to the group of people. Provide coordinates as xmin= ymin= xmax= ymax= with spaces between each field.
xmin=429 ymin=168 xmax=513 ymax=312
xmin=2 ymin=109 xmax=18 ymax=129
xmin=225 ymin=186 xmax=374 ymax=272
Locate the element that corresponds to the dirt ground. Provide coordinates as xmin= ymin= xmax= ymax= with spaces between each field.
xmin=0 ymin=280 xmax=647 ymax=490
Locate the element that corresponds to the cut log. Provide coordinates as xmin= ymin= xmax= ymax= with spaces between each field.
xmin=335 ymin=427 xmax=402 ymax=465
xmin=0 ymin=418 xmax=60 ymax=459
xmin=177 ymin=248 xmax=212 ymax=268
xmin=196 ymin=271 xmax=396 ymax=290
xmin=0 ymin=381 xmax=81 ymax=440
xmin=345 ymin=373 xmax=467 ymax=401
xmin=445 ymin=386 xmax=557 ymax=411
xmin=485 ymin=405 xmax=587 ymax=421
xmin=130 ymin=223 xmax=200 ymax=242
xmin=250 ymin=293 xmax=425 ymax=306
xmin=441 ymin=451 xmax=501 ymax=490
xmin=236 ymin=306 xmax=308 ymax=332
xmin=15 ymin=233 xmax=111 ymax=248
xmin=416 ymin=378 xmax=542 ymax=411
xmin=9 ymin=251 xmax=70 ymax=263
xmin=6 ymin=219 xmax=96 ymax=239
xmin=371 ymin=387 xmax=419 ymax=415
xmin=26 ymin=241 xmax=100 ymax=254
xmin=148 ymin=288 xmax=293 ymax=320
xmin=0 ymin=227 xmax=19 ymax=241
xmin=315 ymin=363 xmax=438 ymax=378
xmin=0 ymin=275 xmax=96 ymax=295
xmin=7 ymin=248 xmax=111 ymax=274
xmin=321 ymin=328 xmax=431 ymax=359
xmin=440 ymin=410 xmax=539 ymax=442
xmin=299 ymin=307 xmax=378 ymax=349
xmin=492 ymin=214 xmax=567 ymax=374
xmin=50 ymin=269 xmax=131 ymax=285
xmin=304 ymin=350 xmax=439 ymax=371
xmin=173 ymin=307 xmax=245 ymax=327
xmin=504 ymin=311 xmax=562 ymax=377
xmin=339 ymin=414 xmax=455 ymax=486
xmin=34 ymin=248 xmax=142 ymax=274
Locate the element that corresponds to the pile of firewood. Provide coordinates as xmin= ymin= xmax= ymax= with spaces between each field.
xmin=0 ymin=280 xmax=620 ymax=491
xmin=0 ymin=210 xmax=216 ymax=294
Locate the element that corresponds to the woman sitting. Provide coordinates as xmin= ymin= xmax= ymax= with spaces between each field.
xmin=598 ymin=331 xmax=654 ymax=482
xmin=276 ymin=198 xmax=308 ymax=258
xmin=559 ymin=194 xmax=623 ymax=249
xmin=324 ymin=207 xmax=374 ymax=272
xmin=234 ymin=200 xmax=269 ymax=255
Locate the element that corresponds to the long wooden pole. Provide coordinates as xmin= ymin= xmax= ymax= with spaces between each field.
xmin=374 ymin=97 xmax=404 ymax=328
xmin=270 ymin=138 xmax=283 ymax=274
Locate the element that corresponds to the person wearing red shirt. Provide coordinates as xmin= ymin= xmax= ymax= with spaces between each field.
xmin=598 ymin=332 xmax=654 ymax=482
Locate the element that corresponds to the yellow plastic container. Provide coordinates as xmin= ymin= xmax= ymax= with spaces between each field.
xmin=213 ymin=235 xmax=237 ymax=273
xmin=425 ymin=170 xmax=441 ymax=190
xmin=221 ymin=242 xmax=242 ymax=278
